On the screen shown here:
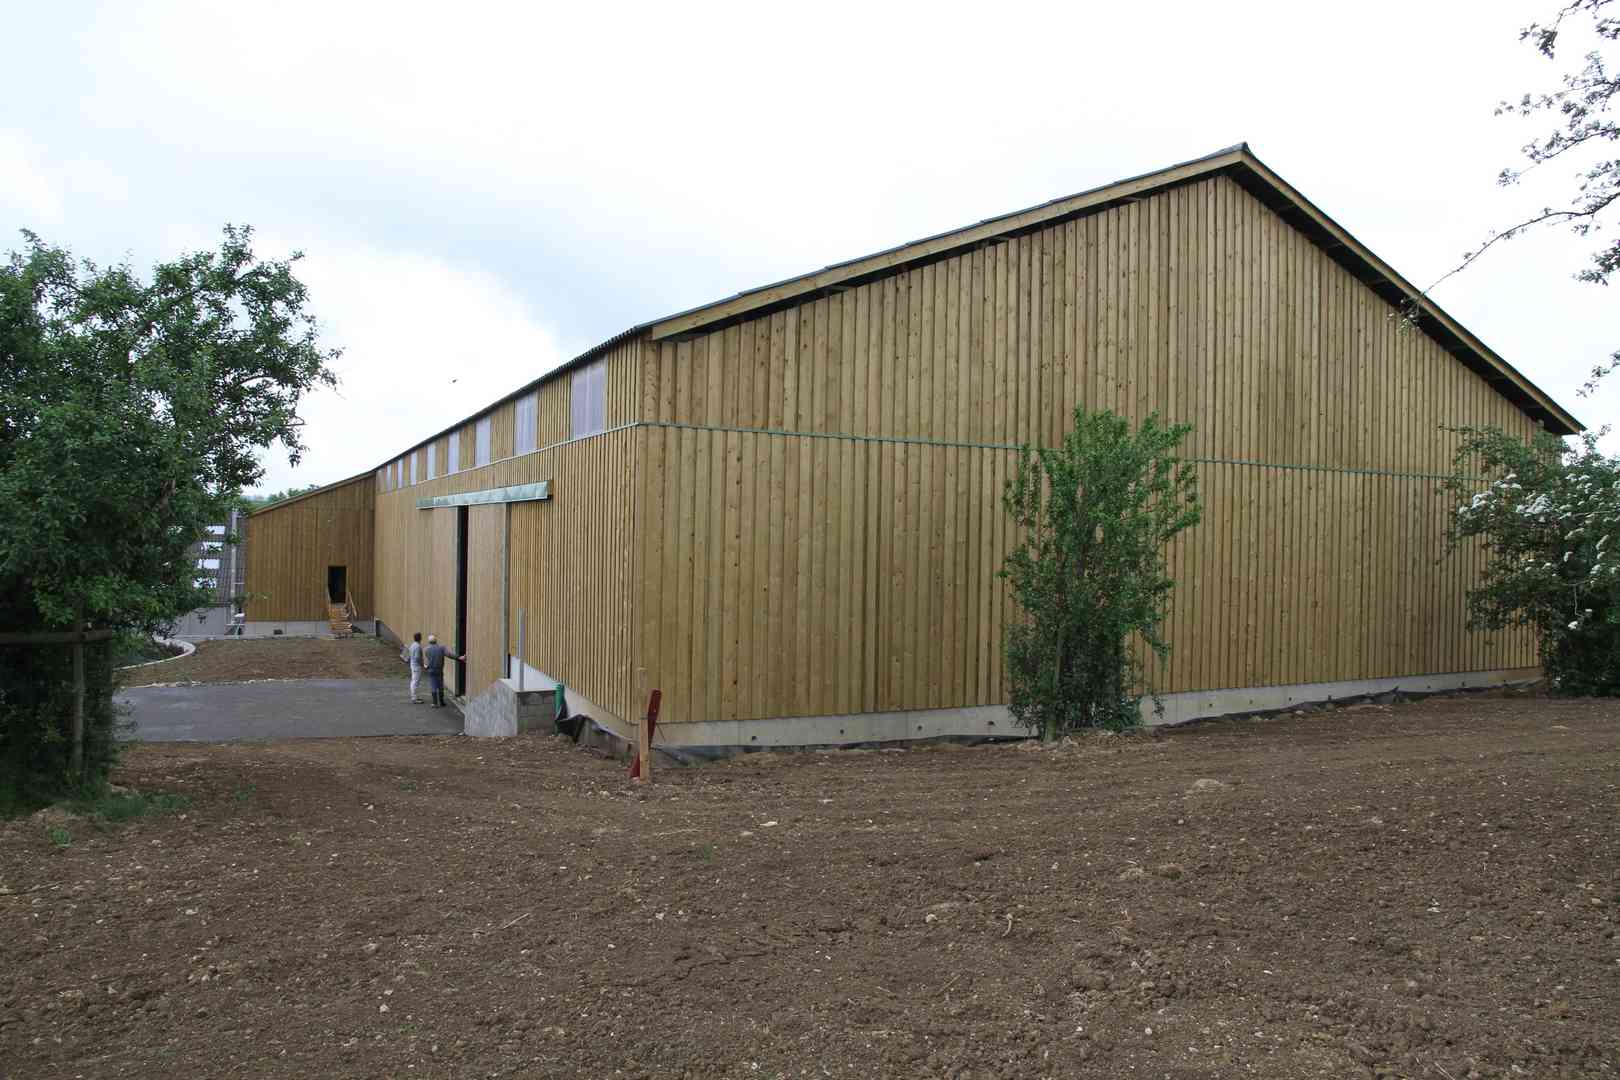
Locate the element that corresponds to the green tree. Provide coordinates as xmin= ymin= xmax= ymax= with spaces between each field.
xmin=999 ymin=407 xmax=1201 ymax=737
xmin=0 ymin=226 xmax=338 ymax=795
xmin=240 ymin=483 xmax=321 ymax=511
xmin=1446 ymin=426 xmax=1620 ymax=695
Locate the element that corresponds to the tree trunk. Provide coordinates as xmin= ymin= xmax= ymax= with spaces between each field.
xmin=70 ymin=638 xmax=85 ymax=780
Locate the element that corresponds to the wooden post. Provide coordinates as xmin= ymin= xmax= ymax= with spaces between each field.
xmin=630 ymin=689 xmax=662 ymax=782
xmin=516 ymin=609 xmax=525 ymax=691
xmin=70 ymin=639 xmax=85 ymax=780
xmin=0 ymin=629 xmax=113 ymax=781
xmin=637 ymin=711 xmax=652 ymax=782
xmin=634 ymin=668 xmax=646 ymax=778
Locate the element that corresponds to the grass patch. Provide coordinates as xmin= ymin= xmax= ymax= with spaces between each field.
xmin=68 ymin=787 xmax=191 ymax=823
xmin=1 ymin=773 xmax=191 ymax=823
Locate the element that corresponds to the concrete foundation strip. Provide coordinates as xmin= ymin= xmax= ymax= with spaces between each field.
xmin=114 ymin=636 xmax=197 ymax=671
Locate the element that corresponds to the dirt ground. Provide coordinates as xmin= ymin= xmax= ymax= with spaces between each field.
xmin=2 ymin=692 xmax=1616 ymax=1080
xmin=118 ymin=637 xmax=404 ymax=687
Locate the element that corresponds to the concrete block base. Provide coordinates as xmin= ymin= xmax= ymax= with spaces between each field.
xmin=1144 ymin=667 xmax=1540 ymax=726
xmin=555 ymin=666 xmax=1541 ymax=759
xmin=514 ymin=686 xmax=555 ymax=732
xmin=462 ymin=676 xmax=556 ymax=738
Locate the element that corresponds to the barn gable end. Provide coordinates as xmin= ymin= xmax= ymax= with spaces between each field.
xmin=627 ymin=167 xmax=1553 ymax=729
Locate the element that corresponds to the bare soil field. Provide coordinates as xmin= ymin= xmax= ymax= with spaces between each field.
xmin=2 ymin=692 xmax=1617 ymax=1079
xmin=118 ymin=637 xmax=403 ymax=687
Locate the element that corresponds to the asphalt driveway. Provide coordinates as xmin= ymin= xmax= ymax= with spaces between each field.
xmin=116 ymin=678 xmax=463 ymax=742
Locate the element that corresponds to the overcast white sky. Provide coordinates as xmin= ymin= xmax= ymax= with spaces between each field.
xmin=3 ymin=0 xmax=1615 ymax=493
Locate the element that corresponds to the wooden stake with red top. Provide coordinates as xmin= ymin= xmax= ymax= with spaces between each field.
xmin=630 ymin=688 xmax=661 ymax=781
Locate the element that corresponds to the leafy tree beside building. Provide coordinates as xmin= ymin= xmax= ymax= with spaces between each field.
xmin=1427 ymin=4 xmax=1620 ymax=695
xmin=1447 ymin=427 xmax=1620 ymax=695
xmin=0 ymin=227 xmax=337 ymax=801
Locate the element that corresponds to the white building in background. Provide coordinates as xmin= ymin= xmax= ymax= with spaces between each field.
xmin=178 ymin=508 xmax=248 ymax=637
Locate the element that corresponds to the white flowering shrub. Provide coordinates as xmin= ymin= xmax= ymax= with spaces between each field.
xmin=1446 ymin=427 xmax=1620 ymax=695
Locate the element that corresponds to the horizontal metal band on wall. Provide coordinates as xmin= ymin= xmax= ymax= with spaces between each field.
xmin=634 ymin=420 xmax=1479 ymax=484
xmin=393 ymin=418 xmax=1484 ymax=512
xmin=415 ymin=481 xmax=551 ymax=510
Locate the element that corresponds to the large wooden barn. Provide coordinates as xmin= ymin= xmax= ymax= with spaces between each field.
xmin=246 ymin=144 xmax=1580 ymax=745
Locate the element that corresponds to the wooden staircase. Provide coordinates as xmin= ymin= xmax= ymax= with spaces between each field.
xmin=327 ymin=589 xmax=357 ymax=638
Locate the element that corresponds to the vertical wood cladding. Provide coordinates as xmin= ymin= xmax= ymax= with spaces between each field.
xmin=244 ymin=475 xmax=376 ymax=621
xmin=305 ymin=169 xmax=1547 ymax=733
xmin=373 ymin=339 xmax=642 ymax=718
xmin=640 ymin=177 xmax=1536 ymax=465
xmin=633 ymin=174 xmax=1539 ymax=724
xmin=466 ymin=504 xmax=506 ymax=694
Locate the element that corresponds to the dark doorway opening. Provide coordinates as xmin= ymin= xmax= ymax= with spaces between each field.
xmin=327 ymin=565 xmax=346 ymax=604
xmin=455 ymin=507 xmax=468 ymax=699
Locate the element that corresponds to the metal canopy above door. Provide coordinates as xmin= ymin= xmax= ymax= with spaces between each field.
xmin=415 ymin=481 xmax=550 ymax=510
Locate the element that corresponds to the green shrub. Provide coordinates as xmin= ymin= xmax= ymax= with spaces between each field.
xmin=0 ymin=639 xmax=126 ymax=811
xmin=1446 ymin=426 xmax=1620 ymax=695
xmin=1000 ymin=407 xmax=1201 ymax=737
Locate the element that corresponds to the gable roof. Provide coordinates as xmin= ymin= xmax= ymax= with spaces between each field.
xmin=388 ymin=143 xmax=1579 ymax=467
xmin=641 ymin=143 xmax=1580 ymax=436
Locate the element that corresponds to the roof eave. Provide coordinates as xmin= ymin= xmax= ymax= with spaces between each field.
xmin=247 ymin=467 xmax=376 ymax=516
xmin=375 ymin=324 xmax=649 ymax=474
xmin=647 ymin=144 xmax=1251 ymax=342
xmin=638 ymin=143 xmax=1580 ymax=438
xmin=1228 ymin=149 xmax=1583 ymax=436
xmin=373 ymin=143 xmax=1580 ymax=476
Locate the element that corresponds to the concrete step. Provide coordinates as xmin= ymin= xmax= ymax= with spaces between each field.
xmin=464 ymin=680 xmax=556 ymax=738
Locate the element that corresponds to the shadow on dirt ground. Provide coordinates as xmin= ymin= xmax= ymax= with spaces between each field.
xmin=2 ymin=691 xmax=1616 ymax=1078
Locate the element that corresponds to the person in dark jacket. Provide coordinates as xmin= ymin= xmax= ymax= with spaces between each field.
xmin=423 ymin=634 xmax=465 ymax=708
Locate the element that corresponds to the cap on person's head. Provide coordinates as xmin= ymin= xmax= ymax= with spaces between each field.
xmin=427 ymin=634 xmax=437 ymax=643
